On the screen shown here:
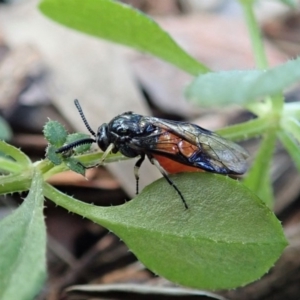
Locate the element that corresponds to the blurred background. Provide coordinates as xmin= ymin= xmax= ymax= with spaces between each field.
xmin=0 ymin=0 xmax=300 ymax=299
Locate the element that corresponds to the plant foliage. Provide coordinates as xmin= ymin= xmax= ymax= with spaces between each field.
xmin=0 ymin=0 xmax=298 ymax=297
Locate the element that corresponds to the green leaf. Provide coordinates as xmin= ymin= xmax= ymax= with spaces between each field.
xmin=186 ymin=57 xmax=300 ymax=107
xmin=66 ymin=133 xmax=92 ymax=154
xmin=243 ymin=130 xmax=277 ymax=208
xmin=45 ymin=131 xmax=91 ymax=166
xmin=0 ymin=171 xmax=46 ymax=300
xmin=65 ymin=157 xmax=86 ymax=176
xmin=44 ymin=173 xmax=287 ymax=290
xmin=0 ymin=140 xmax=31 ymax=168
xmin=38 ymin=0 xmax=208 ymax=75
xmin=0 ymin=116 xmax=12 ymax=141
xmin=46 ymin=144 xmax=63 ymax=165
xmin=43 ymin=120 xmax=68 ymax=147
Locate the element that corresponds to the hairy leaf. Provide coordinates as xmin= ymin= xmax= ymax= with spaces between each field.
xmin=0 ymin=172 xmax=46 ymax=300
xmin=39 ymin=0 xmax=208 ymax=75
xmin=186 ymin=57 xmax=300 ymax=107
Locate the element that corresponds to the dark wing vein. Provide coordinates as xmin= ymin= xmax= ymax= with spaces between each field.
xmin=150 ymin=118 xmax=248 ymax=174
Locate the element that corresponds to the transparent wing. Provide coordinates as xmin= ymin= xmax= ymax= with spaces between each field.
xmin=146 ymin=118 xmax=249 ymax=174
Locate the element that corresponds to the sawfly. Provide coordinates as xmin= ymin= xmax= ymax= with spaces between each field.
xmin=56 ymin=100 xmax=249 ymax=208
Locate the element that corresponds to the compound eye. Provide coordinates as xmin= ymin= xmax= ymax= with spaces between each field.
xmin=97 ymin=124 xmax=110 ymax=151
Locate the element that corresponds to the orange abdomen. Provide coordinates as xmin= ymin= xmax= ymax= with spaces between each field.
xmin=152 ymin=154 xmax=204 ymax=174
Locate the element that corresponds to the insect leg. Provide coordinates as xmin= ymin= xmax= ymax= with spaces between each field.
xmin=99 ymin=143 xmax=115 ymax=164
xmin=149 ymin=156 xmax=188 ymax=209
xmin=134 ymin=154 xmax=145 ymax=195
xmin=78 ymin=143 xmax=115 ymax=169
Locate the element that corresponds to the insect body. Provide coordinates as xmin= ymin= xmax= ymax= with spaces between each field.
xmin=56 ymin=100 xmax=249 ymax=208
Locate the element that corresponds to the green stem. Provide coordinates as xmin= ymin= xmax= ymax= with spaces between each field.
xmin=243 ymin=129 xmax=277 ymax=208
xmin=78 ymin=151 xmax=127 ymax=166
xmin=0 ymin=158 xmax=24 ymax=173
xmin=43 ymin=182 xmax=94 ymax=215
xmin=271 ymin=94 xmax=284 ymax=115
xmin=0 ymin=140 xmax=31 ymax=167
xmin=42 ymin=152 xmax=128 ymax=180
xmin=241 ymin=1 xmax=268 ymax=69
xmin=34 ymin=159 xmax=55 ymax=174
xmin=43 ymin=164 xmax=69 ymax=180
xmin=216 ymin=116 xmax=270 ymax=141
xmin=241 ymin=2 xmax=284 ymax=114
xmin=43 ymin=182 xmax=114 ymax=228
xmin=0 ymin=171 xmax=33 ymax=195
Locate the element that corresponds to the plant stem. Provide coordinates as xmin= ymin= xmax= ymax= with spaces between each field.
xmin=241 ymin=1 xmax=284 ymax=120
xmin=0 ymin=158 xmax=24 ymax=173
xmin=271 ymin=93 xmax=284 ymax=115
xmin=240 ymin=1 xmax=268 ymax=69
xmin=243 ymin=129 xmax=277 ymax=208
xmin=0 ymin=171 xmax=32 ymax=194
xmin=216 ymin=116 xmax=270 ymax=141
xmin=43 ymin=165 xmax=69 ymax=180
xmin=43 ymin=183 xmax=115 ymax=228
xmin=35 ymin=159 xmax=54 ymax=174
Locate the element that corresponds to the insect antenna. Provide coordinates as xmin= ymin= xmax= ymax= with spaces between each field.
xmin=55 ymin=138 xmax=95 ymax=153
xmin=74 ymin=99 xmax=96 ymax=136
xmin=55 ymin=100 xmax=97 ymax=154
